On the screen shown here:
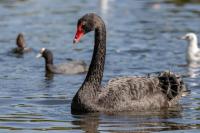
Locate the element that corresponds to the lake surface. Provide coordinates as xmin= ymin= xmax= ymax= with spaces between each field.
xmin=0 ymin=0 xmax=200 ymax=132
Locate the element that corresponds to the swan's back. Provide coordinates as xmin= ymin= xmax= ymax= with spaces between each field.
xmin=95 ymin=72 xmax=187 ymax=112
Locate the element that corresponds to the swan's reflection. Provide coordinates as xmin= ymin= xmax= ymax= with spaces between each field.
xmin=72 ymin=113 xmax=100 ymax=133
xmin=71 ymin=109 xmax=190 ymax=133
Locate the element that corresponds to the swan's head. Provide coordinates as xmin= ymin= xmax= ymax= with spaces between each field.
xmin=73 ymin=13 xmax=101 ymax=43
xmin=16 ymin=33 xmax=26 ymax=48
xmin=181 ymin=33 xmax=197 ymax=42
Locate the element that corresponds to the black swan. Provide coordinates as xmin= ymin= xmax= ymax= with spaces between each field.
xmin=71 ymin=13 xmax=187 ymax=113
xmin=12 ymin=33 xmax=32 ymax=54
xmin=36 ymin=48 xmax=88 ymax=74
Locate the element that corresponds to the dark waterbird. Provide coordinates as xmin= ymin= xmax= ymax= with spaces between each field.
xmin=36 ymin=48 xmax=88 ymax=74
xmin=12 ymin=33 xmax=32 ymax=54
xmin=71 ymin=13 xmax=188 ymax=113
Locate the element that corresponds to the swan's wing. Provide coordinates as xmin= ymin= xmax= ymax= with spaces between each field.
xmin=97 ymin=72 xmax=186 ymax=110
xmin=104 ymin=76 xmax=160 ymax=99
xmin=110 ymin=76 xmax=159 ymax=99
xmin=104 ymin=72 xmax=186 ymax=99
xmin=97 ymin=76 xmax=162 ymax=111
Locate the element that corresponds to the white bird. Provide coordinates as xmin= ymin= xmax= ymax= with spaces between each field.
xmin=181 ymin=33 xmax=200 ymax=65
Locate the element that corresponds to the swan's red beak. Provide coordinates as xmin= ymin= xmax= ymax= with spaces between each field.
xmin=73 ymin=25 xmax=84 ymax=44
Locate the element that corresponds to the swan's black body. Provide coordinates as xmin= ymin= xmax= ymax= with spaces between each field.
xmin=38 ymin=48 xmax=87 ymax=74
xmin=71 ymin=13 xmax=187 ymax=113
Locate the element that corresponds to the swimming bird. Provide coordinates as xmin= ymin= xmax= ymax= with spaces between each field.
xmin=36 ymin=48 xmax=88 ymax=74
xmin=12 ymin=33 xmax=32 ymax=54
xmin=71 ymin=13 xmax=187 ymax=113
xmin=181 ymin=33 xmax=200 ymax=64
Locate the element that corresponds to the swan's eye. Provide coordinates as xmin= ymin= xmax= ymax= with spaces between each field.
xmin=82 ymin=21 xmax=86 ymax=26
xmin=81 ymin=21 xmax=87 ymax=29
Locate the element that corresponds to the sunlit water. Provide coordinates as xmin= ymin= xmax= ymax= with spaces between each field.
xmin=0 ymin=0 xmax=200 ymax=132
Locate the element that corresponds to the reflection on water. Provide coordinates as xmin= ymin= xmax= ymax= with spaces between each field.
xmin=71 ymin=110 xmax=200 ymax=133
xmin=165 ymin=0 xmax=200 ymax=5
xmin=0 ymin=0 xmax=200 ymax=132
xmin=72 ymin=114 xmax=100 ymax=133
xmin=187 ymin=66 xmax=200 ymax=78
xmin=45 ymin=71 xmax=54 ymax=80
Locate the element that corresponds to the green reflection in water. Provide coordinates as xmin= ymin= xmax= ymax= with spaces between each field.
xmin=0 ymin=126 xmax=81 ymax=131
xmin=166 ymin=0 xmax=200 ymax=5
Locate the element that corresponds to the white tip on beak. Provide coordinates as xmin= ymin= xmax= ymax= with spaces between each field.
xmin=73 ymin=38 xmax=78 ymax=44
xmin=36 ymin=48 xmax=46 ymax=58
xmin=36 ymin=53 xmax=42 ymax=58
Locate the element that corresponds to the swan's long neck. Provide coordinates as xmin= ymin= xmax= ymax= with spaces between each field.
xmin=72 ymin=17 xmax=106 ymax=112
xmin=82 ymin=23 xmax=106 ymax=89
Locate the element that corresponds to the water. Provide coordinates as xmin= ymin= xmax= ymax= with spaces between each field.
xmin=0 ymin=0 xmax=200 ymax=132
